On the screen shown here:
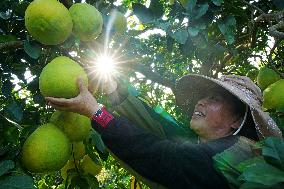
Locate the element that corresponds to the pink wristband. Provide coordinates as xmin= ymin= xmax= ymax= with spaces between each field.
xmin=91 ymin=107 xmax=114 ymax=128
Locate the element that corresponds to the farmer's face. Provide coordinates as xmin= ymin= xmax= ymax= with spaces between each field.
xmin=190 ymin=90 xmax=239 ymax=140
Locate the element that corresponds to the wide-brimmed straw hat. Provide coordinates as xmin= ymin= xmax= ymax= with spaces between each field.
xmin=175 ymin=74 xmax=282 ymax=140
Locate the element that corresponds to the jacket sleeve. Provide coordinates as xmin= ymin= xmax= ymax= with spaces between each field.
xmin=107 ymin=82 xmax=197 ymax=142
xmin=92 ymin=114 xmax=230 ymax=189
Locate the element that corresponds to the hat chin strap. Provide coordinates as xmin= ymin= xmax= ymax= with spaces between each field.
xmin=233 ymin=104 xmax=249 ymax=136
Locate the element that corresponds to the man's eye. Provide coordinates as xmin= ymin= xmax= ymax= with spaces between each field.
xmin=208 ymin=95 xmax=216 ymax=99
xmin=208 ymin=95 xmax=222 ymax=101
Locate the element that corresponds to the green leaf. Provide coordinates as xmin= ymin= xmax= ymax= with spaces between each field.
xmin=24 ymin=41 xmax=41 ymax=59
xmin=0 ymin=144 xmax=12 ymax=156
xmin=188 ymin=27 xmax=199 ymax=37
xmin=69 ymin=176 xmax=89 ymax=188
xmin=238 ymin=161 xmax=284 ymax=186
xmin=0 ymin=11 xmax=12 ymax=20
xmin=149 ymin=0 xmax=163 ymax=18
xmin=84 ymin=174 xmax=100 ymax=189
xmin=132 ymin=3 xmax=154 ymax=23
xmin=0 ymin=160 xmax=15 ymax=177
xmin=186 ymin=0 xmax=197 ymax=12
xmin=188 ymin=23 xmax=207 ymax=37
xmin=262 ymin=137 xmax=284 ymax=170
xmin=4 ymin=101 xmax=23 ymax=123
xmin=0 ymin=35 xmax=17 ymax=43
xmin=14 ymin=2 xmax=29 ymax=17
xmin=195 ymin=22 xmax=206 ymax=30
xmin=90 ymin=130 xmax=106 ymax=153
xmin=212 ymin=0 xmax=223 ymax=6
xmin=236 ymin=156 xmax=265 ymax=172
xmin=194 ymin=3 xmax=209 ymax=19
xmin=0 ymin=176 xmax=35 ymax=189
xmin=157 ymin=22 xmax=170 ymax=30
xmin=272 ymin=0 xmax=284 ymax=10
xmin=276 ymin=107 xmax=284 ymax=113
xmin=240 ymin=182 xmax=284 ymax=189
xmin=170 ymin=28 xmax=188 ymax=44
xmin=218 ymin=16 xmax=236 ymax=44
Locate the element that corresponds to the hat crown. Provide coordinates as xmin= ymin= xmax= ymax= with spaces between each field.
xmin=219 ymin=75 xmax=263 ymax=108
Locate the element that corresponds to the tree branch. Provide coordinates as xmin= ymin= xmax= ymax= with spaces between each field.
xmin=255 ymin=11 xmax=284 ymax=22
xmin=269 ymin=20 xmax=284 ymax=39
xmin=57 ymin=47 xmax=85 ymax=67
xmin=0 ymin=41 xmax=24 ymax=51
xmin=121 ymin=61 xmax=176 ymax=91
xmin=241 ymin=0 xmax=265 ymax=14
xmin=213 ymin=53 xmax=233 ymax=77
xmin=270 ymin=65 xmax=284 ymax=79
xmin=267 ymin=40 xmax=284 ymax=78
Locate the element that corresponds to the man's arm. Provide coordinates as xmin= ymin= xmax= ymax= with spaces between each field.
xmin=107 ymin=81 xmax=196 ymax=142
xmin=92 ymin=111 xmax=230 ymax=189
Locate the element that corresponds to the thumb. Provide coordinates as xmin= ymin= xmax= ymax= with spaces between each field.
xmin=77 ymin=77 xmax=88 ymax=93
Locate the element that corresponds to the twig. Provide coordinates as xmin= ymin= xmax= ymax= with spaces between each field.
xmin=255 ymin=11 xmax=284 ymax=23
xmin=0 ymin=114 xmax=23 ymax=131
xmin=267 ymin=40 xmax=284 ymax=78
xmin=57 ymin=47 xmax=85 ymax=67
xmin=269 ymin=65 xmax=284 ymax=79
xmin=269 ymin=20 xmax=284 ymax=39
xmin=213 ymin=53 xmax=233 ymax=77
xmin=241 ymin=0 xmax=265 ymax=14
xmin=121 ymin=60 xmax=176 ymax=91
xmin=268 ymin=40 xmax=280 ymax=63
xmin=0 ymin=41 xmax=24 ymax=51
xmin=248 ymin=54 xmax=262 ymax=59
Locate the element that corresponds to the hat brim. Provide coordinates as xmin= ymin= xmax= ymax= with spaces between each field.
xmin=175 ymin=74 xmax=244 ymax=116
xmin=175 ymin=74 xmax=282 ymax=139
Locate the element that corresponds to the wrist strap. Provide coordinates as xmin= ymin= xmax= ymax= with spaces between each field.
xmin=91 ymin=107 xmax=114 ymax=128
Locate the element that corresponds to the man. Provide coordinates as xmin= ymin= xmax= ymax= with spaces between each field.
xmin=46 ymin=74 xmax=282 ymax=189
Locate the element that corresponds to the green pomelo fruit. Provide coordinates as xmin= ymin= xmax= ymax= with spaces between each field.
xmin=39 ymin=56 xmax=88 ymax=98
xmin=257 ymin=67 xmax=280 ymax=90
xmin=50 ymin=111 xmax=91 ymax=142
xmin=111 ymin=10 xmax=127 ymax=34
xmin=69 ymin=3 xmax=103 ymax=41
xmin=80 ymin=155 xmax=102 ymax=176
xmin=71 ymin=141 xmax=86 ymax=160
xmin=21 ymin=123 xmax=71 ymax=173
xmin=263 ymin=79 xmax=284 ymax=110
xmin=25 ymin=0 xmax=73 ymax=45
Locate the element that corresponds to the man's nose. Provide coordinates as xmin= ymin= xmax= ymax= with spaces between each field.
xmin=197 ymin=98 xmax=208 ymax=106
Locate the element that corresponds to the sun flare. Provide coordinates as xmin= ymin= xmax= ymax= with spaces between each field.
xmin=95 ymin=55 xmax=116 ymax=75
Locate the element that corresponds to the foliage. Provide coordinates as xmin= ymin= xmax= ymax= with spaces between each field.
xmin=0 ymin=0 xmax=284 ymax=188
xmin=238 ymin=137 xmax=284 ymax=189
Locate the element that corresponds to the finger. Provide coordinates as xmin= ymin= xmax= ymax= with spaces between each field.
xmin=48 ymin=102 xmax=69 ymax=111
xmin=88 ymin=79 xmax=99 ymax=94
xmin=77 ymin=77 xmax=87 ymax=93
xmin=45 ymin=97 xmax=75 ymax=106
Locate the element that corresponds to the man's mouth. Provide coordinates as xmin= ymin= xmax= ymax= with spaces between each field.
xmin=192 ymin=111 xmax=205 ymax=119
